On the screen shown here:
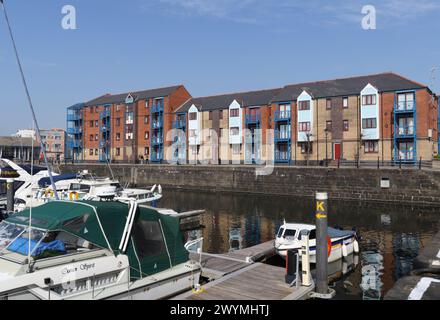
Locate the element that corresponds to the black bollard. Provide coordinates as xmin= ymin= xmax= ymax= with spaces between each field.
xmin=285 ymin=249 xmax=298 ymax=284
xmin=6 ymin=179 xmax=15 ymax=214
xmin=316 ymin=192 xmax=329 ymax=295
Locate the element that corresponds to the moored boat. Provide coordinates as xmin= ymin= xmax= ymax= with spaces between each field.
xmin=275 ymin=222 xmax=360 ymax=263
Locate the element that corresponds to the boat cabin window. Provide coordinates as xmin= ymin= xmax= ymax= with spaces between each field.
xmin=69 ymin=183 xmax=91 ymax=193
xmin=277 ymin=228 xmax=285 ymax=238
xmin=132 ymin=220 xmax=166 ymax=258
xmin=111 ymin=183 xmax=123 ymax=191
xmin=283 ymin=229 xmax=296 ymax=239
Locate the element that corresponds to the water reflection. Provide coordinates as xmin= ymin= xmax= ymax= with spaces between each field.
xmin=160 ymin=191 xmax=439 ymax=300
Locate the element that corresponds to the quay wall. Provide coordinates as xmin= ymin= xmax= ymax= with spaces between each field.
xmin=59 ymin=164 xmax=440 ymax=206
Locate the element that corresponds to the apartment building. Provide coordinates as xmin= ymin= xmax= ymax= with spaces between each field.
xmin=271 ymin=73 xmax=438 ymax=164
xmin=39 ymin=129 xmax=66 ymax=162
xmin=79 ymin=85 xmax=191 ymax=163
xmin=175 ymin=88 xmax=281 ymax=164
xmin=66 ymin=72 xmax=438 ymax=165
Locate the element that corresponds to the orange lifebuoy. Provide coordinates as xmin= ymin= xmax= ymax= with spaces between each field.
xmin=327 ymin=236 xmax=332 ymax=257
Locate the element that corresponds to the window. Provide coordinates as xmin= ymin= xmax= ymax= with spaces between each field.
xmin=230 ymin=127 xmax=240 ymax=136
xmin=116 ymin=104 xmax=121 ymax=112
xmin=209 ymin=111 xmax=213 ymax=120
xmin=144 ymin=116 xmax=149 ymax=124
xmin=300 ymin=142 xmax=313 ymax=154
xmin=326 ymin=99 xmax=332 ymax=110
xmin=362 ymin=94 xmax=377 ymax=106
xmin=364 ymin=141 xmax=379 ymax=153
xmin=299 ymin=122 xmax=311 ymax=132
xmin=116 ymin=133 xmax=121 ymax=141
xmin=94 ymin=149 xmax=98 ymax=156
xmin=343 ymin=120 xmax=349 ymax=132
xmin=89 ymin=149 xmax=93 ymax=156
xmin=125 ymin=112 xmax=134 ymax=124
xmin=116 ymin=148 xmax=121 ymax=156
xmin=145 ymin=100 xmax=149 ymax=108
xmin=230 ymin=109 xmax=239 ymax=118
xmin=90 ymin=121 xmax=94 ymax=128
xmin=343 ymin=97 xmax=349 ymax=109
xmin=232 ymin=144 xmax=241 ymax=155
xmin=95 ymin=120 xmax=99 ymax=127
xmin=219 ymin=111 xmax=224 ymax=120
xmin=116 ymin=118 xmax=121 ymax=127
xmin=90 ymin=135 xmax=94 ymax=142
xmin=95 ymin=134 xmax=99 ymax=141
xmin=298 ymin=101 xmax=310 ymax=111
xmin=144 ymin=147 xmax=149 ymax=156
xmin=326 ymin=121 xmax=332 ymax=132
xmin=362 ymin=118 xmax=377 ymax=129
xmin=189 ymin=112 xmax=197 ymax=121
xmin=397 ymin=93 xmax=415 ymax=111
xmin=145 ymin=132 xmax=149 ymax=140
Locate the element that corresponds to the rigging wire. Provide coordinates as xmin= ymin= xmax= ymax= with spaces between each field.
xmin=0 ymin=0 xmax=59 ymax=200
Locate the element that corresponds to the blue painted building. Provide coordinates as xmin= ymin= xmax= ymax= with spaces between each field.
xmin=65 ymin=103 xmax=84 ymax=162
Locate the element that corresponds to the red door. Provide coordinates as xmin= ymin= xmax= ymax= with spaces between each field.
xmin=334 ymin=143 xmax=341 ymax=160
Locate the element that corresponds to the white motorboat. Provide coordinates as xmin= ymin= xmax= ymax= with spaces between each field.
xmin=275 ymin=222 xmax=360 ymax=263
xmin=34 ymin=171 xmax=162 ymax=206
xmin=0 ymin=200 xmax=201 ymax=300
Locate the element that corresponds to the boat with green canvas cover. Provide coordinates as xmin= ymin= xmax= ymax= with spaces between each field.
xmin=0 ymin=200 xmax=201 ymax=300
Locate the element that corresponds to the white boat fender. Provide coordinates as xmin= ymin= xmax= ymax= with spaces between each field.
xmin=342 ymin=244 xmax=348 ymax=258
xmin=354 ymin=240 xmax=360 ymax=254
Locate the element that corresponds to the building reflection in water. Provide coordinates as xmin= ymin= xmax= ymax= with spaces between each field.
xmin=161 ymin=190 xmax=439 ymax=300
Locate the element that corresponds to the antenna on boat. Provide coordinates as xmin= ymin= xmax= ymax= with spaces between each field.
xmin=0 ymin=0 xmax=59 ymax=200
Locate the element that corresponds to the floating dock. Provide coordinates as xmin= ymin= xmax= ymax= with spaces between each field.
xmin=174 ymin=240 xmax=315 ymax=300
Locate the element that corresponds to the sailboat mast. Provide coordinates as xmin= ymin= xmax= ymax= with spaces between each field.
xmin=0 ymin=0 xmax=59 ymax=199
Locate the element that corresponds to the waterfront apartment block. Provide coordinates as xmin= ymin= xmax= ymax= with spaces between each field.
xmin=66 ymin=86 xmax=191 ymax=163
xmin=39 ymin=129 xmax=66 ymax=162
xmin=65 ymin=72 xmax=439 ymax=165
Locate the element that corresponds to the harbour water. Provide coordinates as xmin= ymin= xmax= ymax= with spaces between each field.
xmin=160 ymin=190 xmax=439 ymax=300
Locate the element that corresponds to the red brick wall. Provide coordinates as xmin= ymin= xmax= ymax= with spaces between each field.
xmin=83 ymin=105 xmax=101 ymax=160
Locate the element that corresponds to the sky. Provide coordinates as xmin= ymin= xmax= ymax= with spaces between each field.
xmin=0 ymin=0 xmax=439 ymax=135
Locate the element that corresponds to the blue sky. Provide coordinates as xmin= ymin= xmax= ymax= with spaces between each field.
xmin=0 ymin=0 xmax=439 ymax=135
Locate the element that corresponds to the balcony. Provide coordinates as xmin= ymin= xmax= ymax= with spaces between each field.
xmin=100 ymin=109 xmax=111 ymax=119
xmin=395 ymin=151 xmax=416 ymax=163
xmin=173 ymin=120 xmax=186 ymax=129
xmin=67 ymin=127 xmax=82 ymax=135
xmin=67 ymin=140 xmax=82 ymax=149
xmin=152 ymin=103 xmax=164 ymax=114
xmin=100 ymin=126 xmax=110 ymax=133
xmin=151 ymin=151 xmax=163 ymax=162
xmin=151 ymin=136 xmax=163 ymax=146
xmin=275 ymin=130 xmax=291 ymax=142
xmin=245 ymin=113 xmax=261 ymax=125
xmin=67 ymin=114 xmax=82 ymax=122
xmin=274 ymin=111 xmax=291 ymax=122
xmin=395 ymin=101 xmax=415 ymax=113
xmin=395 ymin=126 xmax=415 ymax=138
xmin=152 ymin=119 xmax=163 ymax=129
xmin=100 ymin=140 xmax=110 ymax=149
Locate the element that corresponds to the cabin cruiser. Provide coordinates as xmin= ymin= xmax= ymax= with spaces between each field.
xmin=275 ymin=222 xmax=360 ymax=263
xmin=0 ymin=159 xmax=59 ymax=213
xmin=0 ymin=200 xmax=201 ymax=300
xmin=34 ymin=171 xmax=162 ymax=206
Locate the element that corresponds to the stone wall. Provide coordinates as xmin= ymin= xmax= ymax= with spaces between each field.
xmin=60 ymin=164 xmax=440 ymax=206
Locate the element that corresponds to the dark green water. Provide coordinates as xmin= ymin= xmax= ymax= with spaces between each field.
xmin=159 ymin=190 xmax=439 ymax=300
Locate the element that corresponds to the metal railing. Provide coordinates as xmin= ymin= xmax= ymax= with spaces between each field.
xmin=152 ymin=103 xmax=164 ymax=113
xmin=396 ymin=126 xmax=415 ymax=137
xmin=274 ymin=111 xmax=291 ymax=121
xmin=67 ymin=127 xmax=82 ymax=135
xmin=67 ymin=114 xmax=82 ymax=121
xmin=245 ymin=113 xmax=261 ymax=124
xmin=274 ymin=130 xmax=291 ymax=141
xmin=173 ymin=120 xmax=186 ymax=129
xmin=396 ymin=101 xmax=415 ymax=112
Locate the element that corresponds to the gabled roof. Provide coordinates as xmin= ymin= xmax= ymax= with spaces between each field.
xmin=177 ymin=88 xmax=282 ymax=113
xmin=272 ymin=72 xmax=428 ymax=103
xmin=85 ymin=85 xmax=183 ymax=107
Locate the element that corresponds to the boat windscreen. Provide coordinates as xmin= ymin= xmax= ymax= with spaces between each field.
xmin=277 ymin=228 xmax=284 ymax=238
xmin=284 ymin=229 xmax=296 ymax=239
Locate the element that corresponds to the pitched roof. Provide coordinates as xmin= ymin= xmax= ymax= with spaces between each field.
xmin=272 ymin=72 xmax=428 ymax=102
xmin=85 ymin=85 xmax=183 ymax=107
xmin=177 ymin=88 xmax=282 ymax=113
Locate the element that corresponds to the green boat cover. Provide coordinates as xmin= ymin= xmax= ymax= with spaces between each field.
xmin=6 ymin=201 xmax=189 ymax=280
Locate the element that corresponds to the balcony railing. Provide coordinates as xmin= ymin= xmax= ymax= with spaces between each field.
xmin=396 ymin=101 xmax=415 ymax=113
xmin=100 ymin=126 xmax=110 ymax=133
xmin=67 ymin=114 xmax=82 ymax=121
xmin=151 ymin=151 xmax=163 ymax=162
xmin=67 ymin=140 xmax=82 ymax=149
xmin=67 ymin=127 xmax=82 ymax=135
xmin=99 ymin=140 xmax=110 ymax=148
xmin=275 ymin=151 xmax=290 ymax=162
xmin=152 ymin=103 xmax=164 ymax=113
xmin=396 ymin=126 xmax=415 ymax=137
xmin=100 ymin=109 xmax=111 ymax=119
xmin=173 ymin=120 xmax=186 ymax=129
xmin=152 ymin=119 xmax=163 ymax=129
xmin=245 ymin=113 xmax=261 ymax=124
xmin=151 ymin=136 xmax=163 ymax=145
xmin=275 ymin=130 xmax=291 ymax=141
xmin=396 ymin=151 xmax=416 ymax=162
xmin=274 ymin=111 xmax=291 ymax=122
